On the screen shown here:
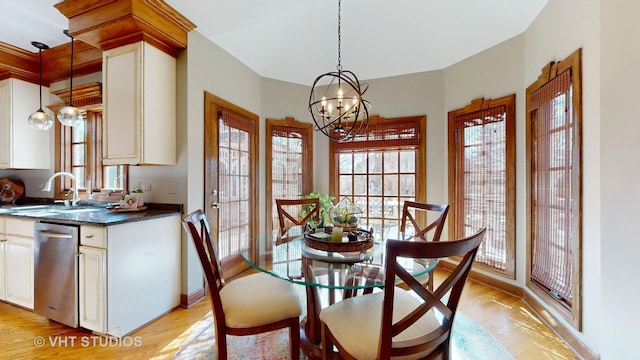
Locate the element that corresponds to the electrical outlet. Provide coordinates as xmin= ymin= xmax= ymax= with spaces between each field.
xmin=168 ymin=182 xmax=178 ymax=194
xmin=143 ymin=183 xmax=152 ymax=191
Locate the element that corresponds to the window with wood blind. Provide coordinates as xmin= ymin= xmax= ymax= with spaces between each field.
xmin=330 ymin=115 xmax=426 ymax=235
xmin=55 ymin=110 xmax=127 ymax=198
xmin=447 ymin=95 xmax=516 ymax=279
xmin=266 ymin=118 xmax=313 ymax=231
xmin=526 ymin=49 xmax=582 ymax=330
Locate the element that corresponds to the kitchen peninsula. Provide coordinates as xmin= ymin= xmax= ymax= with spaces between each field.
xmin=0 ymin=203 xmax=182 ymax=338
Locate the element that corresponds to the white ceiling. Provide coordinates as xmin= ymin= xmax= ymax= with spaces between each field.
xmin=0 ymin=0 xmax=548 ymax=85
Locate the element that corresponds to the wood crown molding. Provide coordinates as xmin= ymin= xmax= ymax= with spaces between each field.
xmin=0 ymin=40 xmax=103 ymax=86
xmin=55 ymin=0 xmax=196 ymax=57
xmin=48 ymin=82 xmax=103 ymax=113
xmin=0 ymin=42 xmax=38 ymax=83
xmin=1 ymin=0 xmax=195 ymax=84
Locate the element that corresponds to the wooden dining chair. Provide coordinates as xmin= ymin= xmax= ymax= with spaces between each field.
xmin=276 ymin=198 xmax=320 ymax=242
xmin=399 ymin=201 xmax=449 ymax=290
xmin=320 ymin=227 xmax=486 ymax=360
xmin=400 ymin=201 xmax=449 ymax=242
xmin=182 ymin=209 xmax=302 ymax=360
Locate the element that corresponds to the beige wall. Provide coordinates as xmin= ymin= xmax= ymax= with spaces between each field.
xmin=600 ymin=1 xmax=640 ymax=359
xmin=180 ymin=31 xmax=263 ymax=295
xmin=524 ymin=0 xmax=602 ymax=354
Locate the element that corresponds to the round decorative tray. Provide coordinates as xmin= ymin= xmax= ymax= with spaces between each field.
xmin=106 ymin=205 xmax=148 ymax=213
xmin=304 ymin=228 xmax=373 ymax=252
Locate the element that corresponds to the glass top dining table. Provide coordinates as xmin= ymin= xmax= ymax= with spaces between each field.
xmin=241 ymin=228 xmax=438 ymax=291
xmin=240 ymin=227 xmax=439 ymax=359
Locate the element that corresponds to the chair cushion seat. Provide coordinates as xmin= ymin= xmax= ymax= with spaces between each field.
xmin=220 ymin=272 xmax=302 ymax=328
xmin=320 ymin=287 xmax=440 ymax=360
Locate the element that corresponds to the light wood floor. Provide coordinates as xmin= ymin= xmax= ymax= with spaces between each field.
xmin=0 ymin=269 xmax=579 ymax=359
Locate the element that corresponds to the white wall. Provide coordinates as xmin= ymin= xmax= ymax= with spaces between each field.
xmin=600 ymin=1 xmax=640 ymax=359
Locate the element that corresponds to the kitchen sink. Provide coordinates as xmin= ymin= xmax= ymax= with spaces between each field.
xmin=8 ymin=205 xmax=103 ymax=216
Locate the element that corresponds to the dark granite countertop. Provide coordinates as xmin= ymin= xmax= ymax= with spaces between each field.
xmin=0 ymin=202 xmax=183 ymax=226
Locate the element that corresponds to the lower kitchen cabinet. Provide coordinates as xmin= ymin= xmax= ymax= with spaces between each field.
xmin=79 ymin=215 xmax=181 ymax=337
xmin=79 ymin=245 xmax=106 ymax=333
xmin=0 ymin=218 xmax=35 ymax=309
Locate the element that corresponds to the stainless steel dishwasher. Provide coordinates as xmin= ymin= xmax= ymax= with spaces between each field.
xmin=34 ymin=222 xmax=79 ymax=328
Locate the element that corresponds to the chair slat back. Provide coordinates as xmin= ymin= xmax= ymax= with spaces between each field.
xmin=379 ymin=227 xmax=486 ymax=358
xmin=182 ymin=209 xmax=226 ymax=323
xmin=400 ymin=201 xmax=449 ymax=241
xmin=276 ymin=198 xmax=320 ymax=241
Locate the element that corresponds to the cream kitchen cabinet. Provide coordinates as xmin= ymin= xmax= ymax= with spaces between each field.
xmin=0 ymin=217 xmax=5 ymax=301
xmin=0 ymin=78 xmax=51 ymax=169
xmin=1 ymin=218 xmax=35 ymax=309
xmin=79 ymin=215 xmax=180 ymax=337
xmin=102 ymin=41 xmax=176 ymax=165
xmin=79 ymin=226 xmax=106 ymax=333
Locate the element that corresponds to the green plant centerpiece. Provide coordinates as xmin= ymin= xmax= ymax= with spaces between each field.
xmin=331 ymin=197 xmax=362 ymax=230
xmin=300 ymin=192 xmax=335 ymax=228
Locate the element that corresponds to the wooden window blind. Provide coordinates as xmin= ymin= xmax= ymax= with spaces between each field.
xmin=333 ymin=119 xmax=421 ymax=151
xmin=529 ymin=69 xmax=574 ymax=303
xmin=266 ymin=118 xmax=313 ymax=231
xmin=526 ymin=48 xmax=582 ymax=329
xmin=448 ymin=95 xmax=515 ymax=277
xmin=217 ymin=108 xmax=254 ymax=275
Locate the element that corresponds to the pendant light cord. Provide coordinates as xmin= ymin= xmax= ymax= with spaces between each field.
xmin=38 ymin=47 xmax=43 ymax=111
xmin=68 ymin=32 xmax=74 ymax=106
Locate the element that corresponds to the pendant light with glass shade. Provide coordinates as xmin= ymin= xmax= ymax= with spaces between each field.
xmin=28 ymin=41 xmax=53 ymax=130
xmin=57 ymin=30 xmax=83 ymax=127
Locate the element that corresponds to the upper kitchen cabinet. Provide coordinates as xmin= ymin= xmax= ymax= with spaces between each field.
xmin=0 ymin=78 xmax=50 ymax=169
xmin=102 ymin=41 xmax=176 ymax=166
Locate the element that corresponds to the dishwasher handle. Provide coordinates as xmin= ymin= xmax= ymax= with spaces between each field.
xmin=37 ymin=230 xmax=74 ymax=239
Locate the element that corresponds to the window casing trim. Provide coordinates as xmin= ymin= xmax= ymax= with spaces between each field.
xmin=525 ymin=48 xmax=583 ymax=331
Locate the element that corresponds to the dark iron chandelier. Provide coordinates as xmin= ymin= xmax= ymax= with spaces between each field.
xmin=308 ymin=0 xmax=370 ymax=142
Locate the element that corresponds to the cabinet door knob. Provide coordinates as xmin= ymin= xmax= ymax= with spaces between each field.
xmin=85 ymin=234 xmax=94 ymax=238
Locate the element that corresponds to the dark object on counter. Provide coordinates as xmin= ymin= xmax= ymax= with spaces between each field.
xmin=347 ymin=232 xmax=358 ymax=242
xmin=0 ymin=178 xmax=25 ymax=204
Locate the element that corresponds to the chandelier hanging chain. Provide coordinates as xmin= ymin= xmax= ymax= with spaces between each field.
xmin=307 ymin=0 xmax=371 ymax=142
xmin=337 ymin=0 xmax=342 ymax=72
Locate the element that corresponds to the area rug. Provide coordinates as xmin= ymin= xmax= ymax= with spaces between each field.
xmin=174 ymin=290 xmax=513 ymax=360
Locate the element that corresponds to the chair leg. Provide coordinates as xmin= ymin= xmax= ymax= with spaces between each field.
xmin=289 ymin=318 xmax=301 ymax=360
xmin=216 ymin=331 xmax=227 ymax=360
xmin=321 ymin=323 xmax=334 ymax=360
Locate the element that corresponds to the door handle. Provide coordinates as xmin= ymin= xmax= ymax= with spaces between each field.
xmin=211 ymin=202 xmax=220 ymax=209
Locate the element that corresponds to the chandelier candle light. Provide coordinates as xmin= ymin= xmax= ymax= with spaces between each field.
xmin=57 ymin=30 xmax=83 ymax=127
xmin=308 ymin=0 xmax=371 ymax=142
xmin=27 ymin=41 xmax=53 ymax=130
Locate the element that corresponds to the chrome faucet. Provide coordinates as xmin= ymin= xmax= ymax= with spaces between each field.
xmin=42 ymin=172 xmax=79 ymax=207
